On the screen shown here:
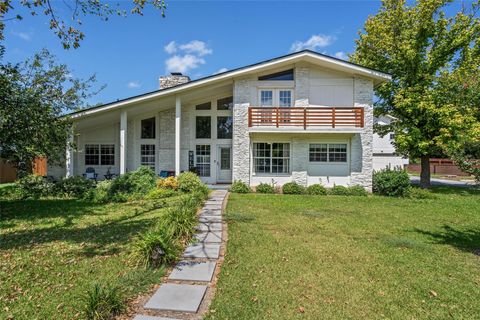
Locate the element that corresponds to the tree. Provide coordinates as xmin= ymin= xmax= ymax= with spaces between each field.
xmin=0 ymin=48 xmax=99 ymax=173
xmin=0 ymin=0 xmax=166 ymax=49
xmin=352 ymin=0 xmax=480 ymax=187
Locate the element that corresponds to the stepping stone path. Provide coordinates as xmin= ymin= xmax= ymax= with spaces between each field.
xmin=134 ymin=189 xmax=228 ymax=320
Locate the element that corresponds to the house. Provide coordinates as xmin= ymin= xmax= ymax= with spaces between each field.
xmin=373 ymin=115 xmax=409 ymax=171
xmin=50 ymin=50 xmax=391 ymax=190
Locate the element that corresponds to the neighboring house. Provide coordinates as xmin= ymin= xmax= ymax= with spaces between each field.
xmin=51 ymin=50 xmax=391 ymax=190
xmin=373 ymin=115 xmax=409 ymax=171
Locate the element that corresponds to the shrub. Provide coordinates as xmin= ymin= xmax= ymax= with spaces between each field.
xmin=110 ymin=166 xmax=156 ymax=198
xmin=133 ymin=226 xmax=180 ymax=268
xmin=16 ymin=174 xmax=54 ymax=199
xmin=156 ymin=176 xmax=178 ymax=190
xmin=177 ymin=172 xmax=205 ymax=193
xmin=306 ymin=184 xmax=327 ymax=195
xmin=329 ymin=185 xmax=350 ymax=196
xmin=57 ymin=176 xmax=95 ymax=198
xmin=282 ymin=182 xmax=305 ymax=194
xmin=373 ymin=168 xmax=411 ymax=197
xmin=406 ymin=187 xmax=437 ymax=199
xmin=255 ymin=183 xmax=275 ymax=194
xmin=84 ymin=180 xmax=113 ymax=203
xmin=230 ymin=180 xmax=251 ymax=193
xmin=83 ymin=283 xmax=124 ymax=320
xmin=348 ymin=185 xmax=368 ymax=196
xmin=145 ymin=188 xmax=177 ymax=200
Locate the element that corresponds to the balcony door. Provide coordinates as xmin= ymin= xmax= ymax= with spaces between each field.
xmin=259 ymin=89 xmax=293 ymax=108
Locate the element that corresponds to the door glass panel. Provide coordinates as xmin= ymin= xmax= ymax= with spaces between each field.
xmin=220 ymin=148 xmax=231 ymax=170
xmin=196 ymin=145 xmax=211 ymax=177
xmin=260 ymin=90 xmax=273 ymax=106
xmin=279 ymin=90 xmax=292 ymax=107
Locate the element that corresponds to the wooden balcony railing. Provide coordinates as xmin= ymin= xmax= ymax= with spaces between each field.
xmin=248 ymin=107 xmax=364 ymax=129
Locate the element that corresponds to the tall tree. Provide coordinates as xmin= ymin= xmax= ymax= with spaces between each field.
xmin=0 ymin=48 xmax=99 ymax=172
xmin=0 ymin=0 xmax=166 ymax=49
xmin=352 ymin=0 xmax=480 ymax=187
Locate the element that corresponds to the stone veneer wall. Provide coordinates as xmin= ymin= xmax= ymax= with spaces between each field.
xmin=350 ymin=77 xmax=374 ymax=191
xmin=232 ymin=77 xmax=254 ymax=184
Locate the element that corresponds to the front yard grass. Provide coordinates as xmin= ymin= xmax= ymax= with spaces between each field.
xmin=208 ymin=187 xmax=480 ymax=319
xmin=0 ymin=195 xmax=183 ymax=319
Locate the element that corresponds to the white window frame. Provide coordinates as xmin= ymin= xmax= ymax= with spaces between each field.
xmin=85 ymin=144 xmax=115 ymax=166
xmin=258 ymin=89 xmax=294 ymax=107
xmin=252 ymin=142 xmax=291 ymax=175
xmin=140 ymin=144 xmax=156 ymax=170
xmin=309 ymin=143 xmax=348 ymax=163
xmin=195 ymin=144 xmax=211 ymax=177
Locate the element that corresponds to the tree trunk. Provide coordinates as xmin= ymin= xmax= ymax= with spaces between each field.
xmin=420 ymin=155 xmax=431 ymax=188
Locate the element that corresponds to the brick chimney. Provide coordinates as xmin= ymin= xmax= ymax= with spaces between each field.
xmin=159 ymin=72 xmax=190 ymax=89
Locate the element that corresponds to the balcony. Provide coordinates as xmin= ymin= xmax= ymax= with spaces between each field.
xmin=248 ymin=107 xmax=364 ymax=130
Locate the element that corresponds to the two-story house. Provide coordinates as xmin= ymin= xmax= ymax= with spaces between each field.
xmin=51 ymin=50 xmax=391 ymax=190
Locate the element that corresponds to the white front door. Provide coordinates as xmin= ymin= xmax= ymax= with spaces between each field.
xmin=217 ymin=146 xmax=232 ymax=183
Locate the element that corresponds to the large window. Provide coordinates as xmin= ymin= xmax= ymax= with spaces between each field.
xmin=217 ymin=97 xmax=233 ymax=110
xmin=217 ymin=116 xmax=232 ymax=139
xmin=253 ymin=143 xmax=290 ymax=174
xmin=196 ymin=145 xmax=211 ymax=177
xmin=140 ymin=144 xmax=156 ymax=170
xmin=141 ymin=117 xmax=156 ymax=139
xmin=196 ymin=116 xmax=211 ymax=139
xmin=85 ymin=144 xmax=115 ymax=166
xmin=309 ymin=143 xmax=347 ymax=163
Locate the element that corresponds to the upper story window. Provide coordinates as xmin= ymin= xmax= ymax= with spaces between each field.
xmin=260 ymin=90 xmax=273 ymax=106
xmin=217 ymin=97 xmax=233 ymax=110
xmin=279 ymin=90 xmax=292 ymax=107
xmin=258 ymin=69 xmax=294 ymax=81
xmin=260 ymin=89 xmax=293 ymax=107
xmin=196 ymin=102 xmax=211 ymax=110
xmin=196 ymin=116 xmax=211 ymax=139
xmin=141 ymin=117 xmax=155 ymax=139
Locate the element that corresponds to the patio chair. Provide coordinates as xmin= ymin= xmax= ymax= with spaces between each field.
xmin=83 ymin=167 xmax=98 ymax=181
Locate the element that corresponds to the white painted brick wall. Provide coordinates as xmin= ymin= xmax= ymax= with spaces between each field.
xmin=294 ymin=67 xmax=310 ymax=107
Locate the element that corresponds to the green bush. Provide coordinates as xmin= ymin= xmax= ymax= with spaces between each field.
xmin=406 ymin=187 xmax=437 ymax=199
xmin=57 ymin=176 xmax=95 ymax=198
xmin=84 ymin=180 xmax=113 ymax=203
xmin=83 ymin=283 xmax=124 ymax=320
xmin=230 ymin=180 xmax=251 ymax=193
xmin=306 ymin=184 xmax=327 ymax=195
xmin=133 ymin=226 xmax=180 ymax=268
xmin=255 ymin=183 xmax=275 ymax=194
xmin=329 ymin=185 xmax=350 ymax=196
xmin=16 ymin=174 xmax=55 ymax=199
xmin=348 ymin=185 xmax=368 ymax=196
xmin=145 ymin=188 xmax=177 ymax=200
xmin=373 ymin=168 xmax=411 ymax=197
xmin=177 ymin=171 xmax=205 ymax=193
xmin=282 ymin=182 xmax=305 ymax=194
xmin=109 ymin=166 xmax=156 ymax=198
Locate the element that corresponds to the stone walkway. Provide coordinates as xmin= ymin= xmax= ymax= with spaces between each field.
xmin=133 ymin=190 xmax=228 ymax=320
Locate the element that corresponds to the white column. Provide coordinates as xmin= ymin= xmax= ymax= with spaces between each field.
xmin=120 ymin=110 xmax=127 ymax=175
xmin=65 ymin=126 xmax=74 ymax=177
xmin=175 ymin=96 xmax=181 ymax=176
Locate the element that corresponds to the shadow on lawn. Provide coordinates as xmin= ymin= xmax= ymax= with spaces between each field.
xmin=428 ymin=186 xmax=480 ymax=196
xmin=414 ymin=225 xmax=480 ymax=255
xmin=0 ymin=200 xmax=164 ymax=257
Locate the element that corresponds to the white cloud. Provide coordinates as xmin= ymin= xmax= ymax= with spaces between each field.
xmin=165 ymin=54 xmax=206 ymax=74
xmin=290 ymin=34 xmax=335 ymax=52
xmin=127 ymin=81 xmax=141 ymax=89
xmin=179 ymin=40 xmax=212 ymax=56
xmin=164 ymin=41 xmax=177 ymax=54
xmin=12 ymin=30 xmax=32 ymax=41
xmin=334 ymin=51 xmax=348 ymax=60
xmin=214 ymin=67 xmax=228 ymax=74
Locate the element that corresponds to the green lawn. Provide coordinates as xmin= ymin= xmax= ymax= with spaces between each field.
xmin=0 ymin=195 xmax=183 ymax=319
xmin=208 ymin=187 xmax=480 ymax=319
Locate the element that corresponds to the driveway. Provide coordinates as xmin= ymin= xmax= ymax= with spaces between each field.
xmin=410 ymin=176 xmax=477 ymax=188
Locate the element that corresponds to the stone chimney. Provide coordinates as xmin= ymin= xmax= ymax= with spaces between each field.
xmin=159 ymin=72 xmax=190 ymax=89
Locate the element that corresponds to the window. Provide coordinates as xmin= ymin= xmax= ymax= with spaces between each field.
xmin=253 ymin=143 xmax=290 ymax=174
xmin=260 ymin=90 xmax=273 ymax=106
xmin=140 ymin=144 xmax=155 ymax=170
xmin=141 ymin=117 xmax=155 ymax=139
xmin=220 ymin=148 xmax=231 ymax=170
xmin=196 ymin=145 xmax=211 ymax=177
xmin=85 ymin=144 xmax=115 ymax=165
xmin=217 ymin=97 xmax=233 ymax=110
xmin=279 ymin=90 xmax=292 ymax=107
xmin=196 ymin=102 xmax=211 ymax=110
xmin=309 ymin=144 xmax=328 ymax=162
xmin=309 ymin=143 xmax=347 ymax=163
xmin=217 ymin=116 xmax=232 ymax=139
xmin=258 ymin=69 xmax=294 ymax=81
xmin=196 ymin=116 xmax=211 ymax=139
xmin=389 ymin=133 xmax=395 ymax=140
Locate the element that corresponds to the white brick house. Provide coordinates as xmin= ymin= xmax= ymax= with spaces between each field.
xmin=53 ymin=50 xmax=391 ymax=190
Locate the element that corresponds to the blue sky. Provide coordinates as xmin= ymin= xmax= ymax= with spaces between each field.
xmin=1 ymin=0 xmax=461 ymax=105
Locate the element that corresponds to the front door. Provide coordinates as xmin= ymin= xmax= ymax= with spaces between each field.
xmin=217 ymin=146 xmax=232 ymax=183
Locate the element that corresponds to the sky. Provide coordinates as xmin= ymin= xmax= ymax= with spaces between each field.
xmin=1 ymin=0 xmax=464 ymax=106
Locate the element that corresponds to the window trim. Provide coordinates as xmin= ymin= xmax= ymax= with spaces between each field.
xmin=84 ymin=143 xmax=115 ymax=166
xmin=308 ymin=143 xmax=348 ymax=164
xmin=252 ymin=142 xmax=291 ymax=175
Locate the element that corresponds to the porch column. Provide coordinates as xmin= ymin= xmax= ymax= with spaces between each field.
xmin=175 ymin=96 xmax=181 ymax=176
xmin=120 ymin=110 xmax=127 ymax=175
xmin=65 ymin=126 xmax=74 ymax=177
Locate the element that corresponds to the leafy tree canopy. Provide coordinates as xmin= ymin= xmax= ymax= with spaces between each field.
xmin=352 ymin=0 xmax=480 ymax=186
